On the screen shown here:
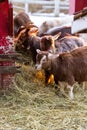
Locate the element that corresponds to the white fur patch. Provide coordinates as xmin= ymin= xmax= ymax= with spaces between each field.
xmin=67 ymin=85 xmax=74 ymax=99
xmin=35 ymin=55 xmax=46 ymax=70
xmin=48 ymin=53 xmax=59 ymax=59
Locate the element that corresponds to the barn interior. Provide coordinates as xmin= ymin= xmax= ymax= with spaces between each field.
xmin=0 ymin=0 xmax=87 ymax=130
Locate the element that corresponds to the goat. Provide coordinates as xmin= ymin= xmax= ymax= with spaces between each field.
xmin=35 ymin=46 xmax=87 ymax=99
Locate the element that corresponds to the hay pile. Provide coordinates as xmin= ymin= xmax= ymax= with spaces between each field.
xmin=0 ymin=63 xmax=87 ymax=130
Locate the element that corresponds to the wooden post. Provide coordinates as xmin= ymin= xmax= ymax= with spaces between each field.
xmin=0 ymin=0 xmax=16 ymax=89
xmin=8 ymin=0 xmax=13 ymax=36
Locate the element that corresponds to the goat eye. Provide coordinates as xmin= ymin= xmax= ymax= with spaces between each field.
xmin=42 ymin=59 xmax=46 ymax=62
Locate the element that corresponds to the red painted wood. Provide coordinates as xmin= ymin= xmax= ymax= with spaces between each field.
xmin=0 ymin=0 xmax=13 ymax=37
xmin=0 ymin=0 xmax=14 ymax=89
xmin=69 ymin=0 xmax=87 ymax=14
xmin=0 ymin=0 xmax=9 ymax=37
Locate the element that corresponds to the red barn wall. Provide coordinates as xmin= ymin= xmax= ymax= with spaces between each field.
xmin=69 ymin=0 xmax=87 ymax=14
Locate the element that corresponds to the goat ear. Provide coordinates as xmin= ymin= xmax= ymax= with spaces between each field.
xmin=48 ymin=53 xmax=53 ymax=59
xmin=53 ymin=32 xmax=61 ymax=40
xmin=36 ymin=49 xmax=41 ymax=54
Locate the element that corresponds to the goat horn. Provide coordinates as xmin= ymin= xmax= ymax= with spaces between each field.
xmin=53 ymin=32 xmax=61 ymax=40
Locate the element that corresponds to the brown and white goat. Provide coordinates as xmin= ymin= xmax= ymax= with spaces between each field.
xmin=14 ymin=25 xmax=60 ymax=63
xmin=35 ymin=46 xmax=87 ymax=99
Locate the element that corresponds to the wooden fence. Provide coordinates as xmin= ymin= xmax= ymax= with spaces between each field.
xmin=13 ymin=0 xmax=69 ymax=16
xmin=0 ymin=53 xmax=21 ymax=89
